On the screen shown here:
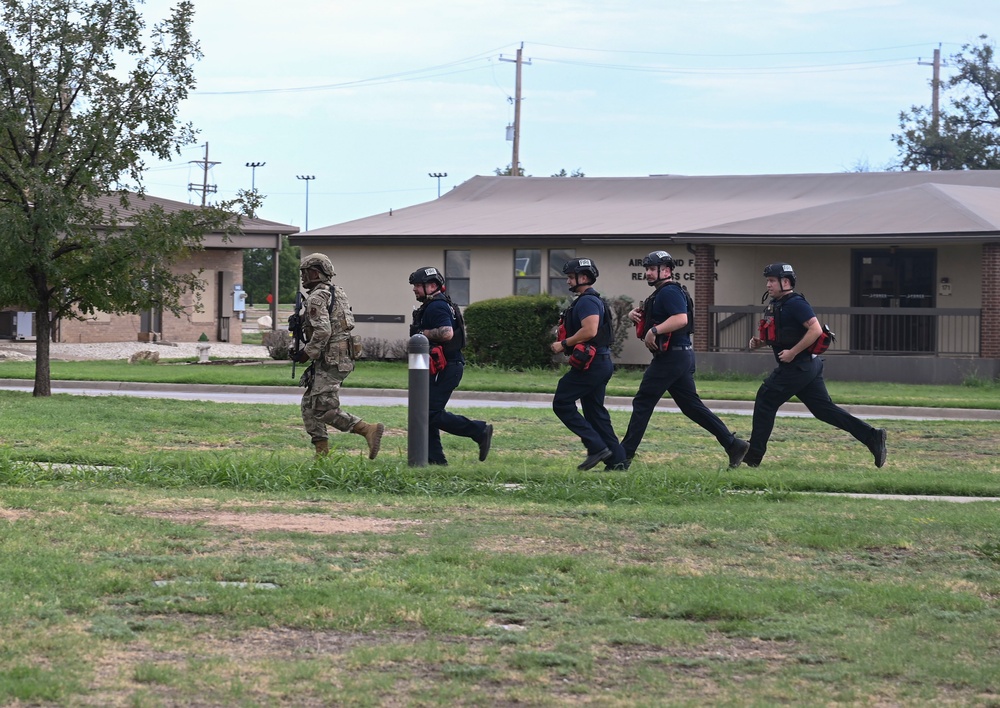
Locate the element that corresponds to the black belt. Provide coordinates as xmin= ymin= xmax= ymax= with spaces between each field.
xmin=668 ymin=345 xmax=693 ymax=351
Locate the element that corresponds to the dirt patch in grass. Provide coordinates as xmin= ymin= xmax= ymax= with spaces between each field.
xmin=0 ymin=508 xmax=29 ymax=522
xmin=79 ymin=617 xmax=804 ymax=706
xmin=124 ymin=498 xmax=422 ymax=535
xmin=140 ymin=509 xmax=421 ymax=534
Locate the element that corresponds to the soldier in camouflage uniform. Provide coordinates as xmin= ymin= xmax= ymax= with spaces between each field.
xmin=293 ymin=253 xmax=384 ymax=458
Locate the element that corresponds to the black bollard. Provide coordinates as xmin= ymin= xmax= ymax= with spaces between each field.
xmin=407 ymin=333 xmax=430 ymax=467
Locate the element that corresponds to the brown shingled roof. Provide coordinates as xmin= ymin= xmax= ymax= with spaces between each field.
xmin=292 ymin=171 xmax=1000 ymax=245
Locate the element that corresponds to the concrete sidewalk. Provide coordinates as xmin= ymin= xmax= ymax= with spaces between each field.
xmin=1 ymin=379 xmax=998 ymax=421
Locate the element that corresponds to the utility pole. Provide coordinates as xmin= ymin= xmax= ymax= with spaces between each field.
xmin=296 ymin=175 xmax=315 ymax=231
xmin=500 ymin=43 xmax=531 ymax=176
xmin=918 ymin=46 xmax=943 ymax=133
xmin=188 ymin=142 xmax=219 ymax=206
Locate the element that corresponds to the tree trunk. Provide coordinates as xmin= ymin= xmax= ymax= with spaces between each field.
xmin=33 ymin=307 xmax=52 ymax=397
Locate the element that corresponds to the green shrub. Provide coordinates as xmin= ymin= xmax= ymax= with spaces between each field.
xmin=464 ymin=294 xmax=562 ymax=369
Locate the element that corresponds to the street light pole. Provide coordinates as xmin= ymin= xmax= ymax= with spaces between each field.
xmin=296 ymin=175 xmax=315 ymax=231
xmin=428 ymin=172 xmax=448 ymax=198
xmin=245 ymin=161 xmax=265 ymax=191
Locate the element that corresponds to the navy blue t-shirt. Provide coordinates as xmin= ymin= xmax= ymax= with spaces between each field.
xmin=652 ymin=283 xmax=691 ymax=348
xmin=568 ymin=289 xmax=609 ymax=352
xmin=420 ymin=296 xmax=464 ymax=361
xmin=773 ymin=293 xmax=816 ymax=363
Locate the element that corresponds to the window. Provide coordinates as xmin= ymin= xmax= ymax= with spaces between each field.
xmin=444 ymin=250 xmax=470 ymax=307
xmin=548 ymin=248 xmax=576 ymax=296
xmin=514 ymin=249 xmax=541 ymax=295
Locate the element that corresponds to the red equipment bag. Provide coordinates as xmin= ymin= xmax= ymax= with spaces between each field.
xmin=568 ymin=343 xmax=597 ymax=371
xmin=429 ymin=345 xmax=447 ymax=375
xmin=808 ymin=324 xmax=836 ymax=355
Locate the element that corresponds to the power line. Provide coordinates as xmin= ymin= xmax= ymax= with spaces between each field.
xmin=191 ymin=41 xmax=948 ymax=97
xmin=527 ymin=41 xmax=952 ymax=58
xmin=534 ymin=56 xmax=918 ymax=76
xmin=196 ymin=44 xmax=514 ymax=96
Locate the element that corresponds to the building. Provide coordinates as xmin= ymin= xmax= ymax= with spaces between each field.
xmin=290 ymin=171 xmax=1000 ymax=384
xmin=0 ymin=193 xmax=297 ymax=345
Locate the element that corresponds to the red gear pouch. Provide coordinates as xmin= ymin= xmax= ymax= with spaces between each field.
xmin=758 ymin=317 xmax=776 ymax=344
xmin=429 ymin=345 xmax=447 ymax=375
xmin=568 ymin=343 xmax=597 ymax=371
xmin=634 ymin=311 xmax=646 ymax=339
xmin=808 ymin=324 xmax=836 ymax=355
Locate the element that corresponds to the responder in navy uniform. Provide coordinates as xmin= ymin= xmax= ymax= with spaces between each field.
xmin=621 ymin=251 xmax=749 ymax=468
xmin=549 ymin=258 xmax=628 ymax=470
xmin=746 ymin=262 xmax=887 ymax=467
xmin=409 ymin=266 xmax=493 ymax=465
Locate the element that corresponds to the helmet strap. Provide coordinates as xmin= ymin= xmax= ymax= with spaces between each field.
xmin=649 ymin=265 xmax=672 ymax=287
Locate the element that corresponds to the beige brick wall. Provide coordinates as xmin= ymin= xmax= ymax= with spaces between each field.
xmin=57 ymin=249 xmax=245 ymax=344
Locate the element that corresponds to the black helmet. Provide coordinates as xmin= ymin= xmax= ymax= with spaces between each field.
xmin=641 ymin=251 xmax=675 ymax=268
xmin=763 ymin=262 xmax=796 ymax=286
xmin=408 ymin=266 xmax=446 ymax=287
xmin=562 ymin=257 xmax=599 ymax=281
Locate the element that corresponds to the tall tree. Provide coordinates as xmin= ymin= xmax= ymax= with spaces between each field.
xmin=494 ymin=163 xmax=526 ymax=176
xmin=0 ymin=0 xmax=238 ymax=396
xmin=242 ymin=236 xmax=301 ymax=305
xmin=894 ymin=35 xmax=1000 ymax=170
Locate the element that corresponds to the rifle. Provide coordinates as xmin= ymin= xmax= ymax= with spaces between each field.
xmin=287 ymin=290 xmax=306 ymax=379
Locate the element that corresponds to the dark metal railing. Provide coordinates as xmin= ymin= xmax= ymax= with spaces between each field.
xmin=708 ymin=306 xmax=982 ymax=356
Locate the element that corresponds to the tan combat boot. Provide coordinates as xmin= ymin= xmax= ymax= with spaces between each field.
xmin=353 ymin=421 xmax=385 ymax=460
xmin=314 ymin=439 xmax=330 ymax=457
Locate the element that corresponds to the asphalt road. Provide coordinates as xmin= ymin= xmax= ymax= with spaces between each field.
xmin=2 ymin=379 xmax=998 ymax=421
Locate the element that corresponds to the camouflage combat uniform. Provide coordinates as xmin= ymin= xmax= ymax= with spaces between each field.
xmin=300 ymin=280 xmax=360 ymax=439
xmin=296 ymin=253 xmax=384 ymax=459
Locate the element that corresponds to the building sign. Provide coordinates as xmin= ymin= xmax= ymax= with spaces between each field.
xmin=628 ymin=256 xmax=718 ymax=281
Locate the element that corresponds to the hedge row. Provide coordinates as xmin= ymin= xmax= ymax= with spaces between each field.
xmin=464 ymin=294 xmax=562 ymax=369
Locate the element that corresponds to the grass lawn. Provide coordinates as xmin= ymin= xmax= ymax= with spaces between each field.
xmin=1 ymin=390 xmax=998 ymax=705
xmin=1 ymin=358 xmax=998 ymax=409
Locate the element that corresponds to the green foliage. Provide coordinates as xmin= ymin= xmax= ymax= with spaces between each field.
xmin=242 ymin=234 xmax=301 ymax=305
xmin=894 ymin=35 xmax=1000 ymax=170
xmin=493 ymin=163 xmax=526 ymax=176
xmin=464 ymin=294 xmax=562 ymax=368
xmin=962 ymin=372 xmax=999 ymax=388
xmin=0 ymin=0 xmax=239 ymax=395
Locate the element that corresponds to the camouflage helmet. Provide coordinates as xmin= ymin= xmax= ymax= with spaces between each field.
xmin=300 ymin=253 xmax=335 ymax=281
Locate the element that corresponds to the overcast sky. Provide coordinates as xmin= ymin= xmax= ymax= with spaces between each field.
xmin=138 ymin=0 xmax=995 ymax=231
